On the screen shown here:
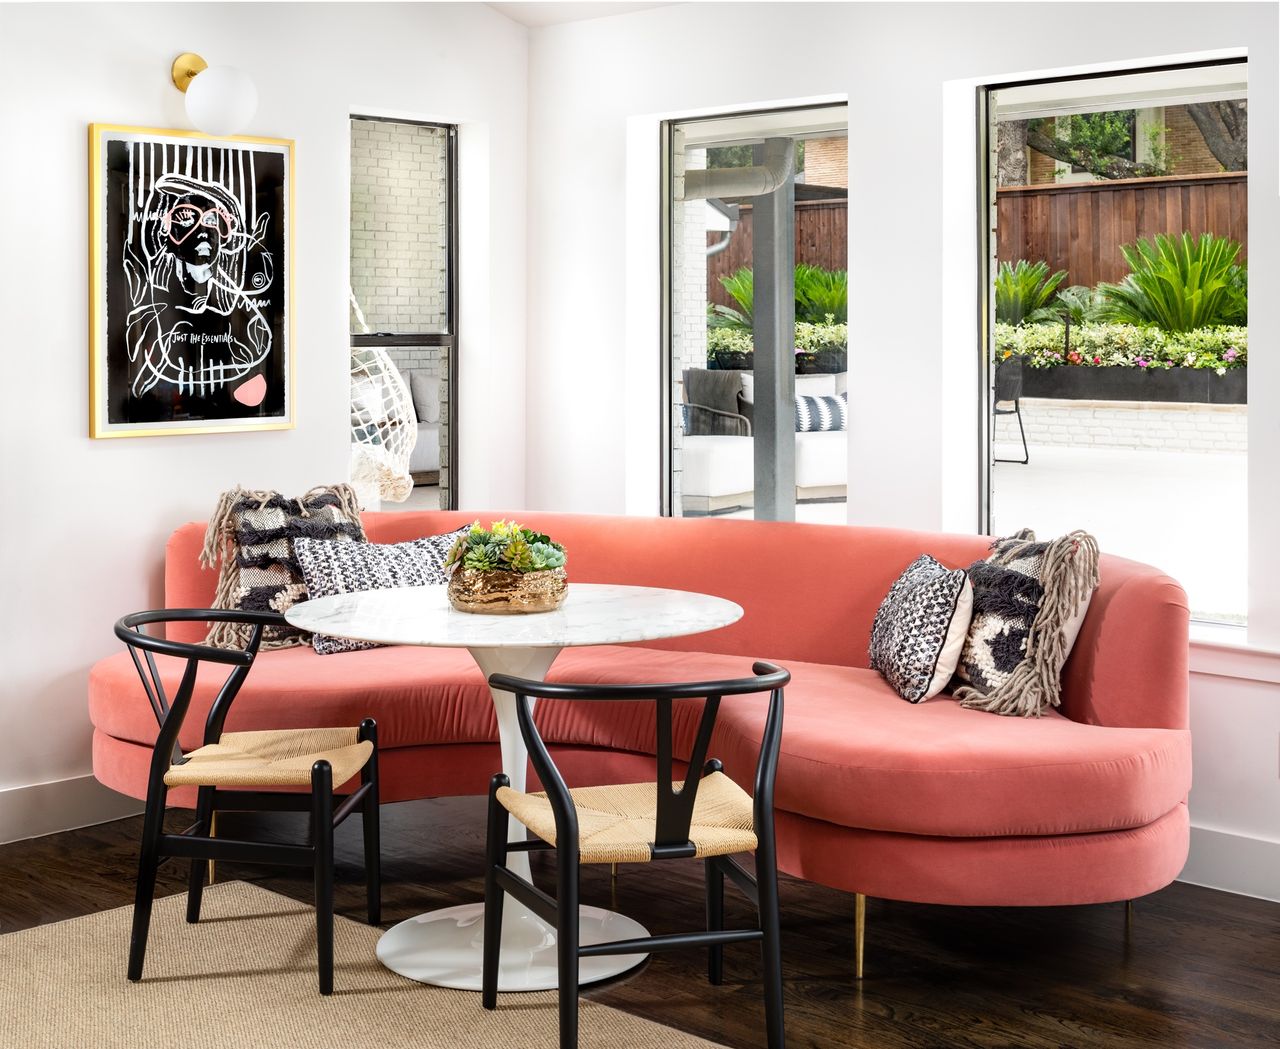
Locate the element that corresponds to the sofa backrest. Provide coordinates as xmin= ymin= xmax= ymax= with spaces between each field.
xmin=165 ymin=510 xmax=1189 ymax=731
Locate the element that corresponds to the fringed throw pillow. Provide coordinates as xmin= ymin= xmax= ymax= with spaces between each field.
xmin=293 ymin=529 xmax=468 ymax=655
xmin=869 ymin=555 xmax=974 ymax=703
xmin=952 ymin=528 xmax=1099 ymax=717
xmin=200 ymin=485 xmax=366 ymax=650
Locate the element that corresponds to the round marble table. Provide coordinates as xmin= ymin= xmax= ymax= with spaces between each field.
xmin=286 ymin=582 xmax=743 ymax=992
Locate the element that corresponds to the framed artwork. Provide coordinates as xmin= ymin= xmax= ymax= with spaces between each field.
xmin=89 ymin=124 xmax=294 ymax=438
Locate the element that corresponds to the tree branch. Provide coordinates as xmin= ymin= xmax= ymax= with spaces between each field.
xmin=1026 ymin=127 xmax=1163 ymax=180
xmin=1184 ymin=101 xmax=1246 ymax=171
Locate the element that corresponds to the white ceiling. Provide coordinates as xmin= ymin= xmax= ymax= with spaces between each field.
xmin=488 ymin=2 xmax=674 ymax=29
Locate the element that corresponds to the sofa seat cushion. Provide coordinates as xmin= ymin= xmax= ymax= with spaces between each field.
xmin=794 ymin=430 xmax=848 ymax=489
xmin=680 ymin=435 xmax=753 ymax=499
xmin=537 ymin=647 xmax=1192 ymax=840
xmin=89 ymin=643 xmax=1190 ymax=839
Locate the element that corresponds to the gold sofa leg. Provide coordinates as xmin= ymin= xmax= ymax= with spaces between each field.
xmin=854 ymin=893 xmax=866 ymax=980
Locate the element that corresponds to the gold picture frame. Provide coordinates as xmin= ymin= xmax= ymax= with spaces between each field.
xmin=89 ymin=124 xmax=295 ymax=438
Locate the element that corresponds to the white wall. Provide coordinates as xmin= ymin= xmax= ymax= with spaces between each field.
xmin=524 ymin=2 xmax=1280 ymax=898
xmin=0 ymin=1 xmax=528 ymax=840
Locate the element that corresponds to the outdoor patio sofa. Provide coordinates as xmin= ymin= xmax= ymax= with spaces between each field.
xmin=681 ymin=370 xmax=848 ymax=512
xmin=89 ymin=511 xmax=1191 ymax=913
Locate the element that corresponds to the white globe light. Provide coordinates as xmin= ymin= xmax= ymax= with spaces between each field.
xmin=185 ymin=65 xmax=258 ymax=137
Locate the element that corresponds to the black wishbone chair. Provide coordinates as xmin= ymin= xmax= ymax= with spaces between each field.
xmin=483 ymin=661 xmax=790 ymax=1049
xmin=114 ymin=609 xmax=381 ymax=995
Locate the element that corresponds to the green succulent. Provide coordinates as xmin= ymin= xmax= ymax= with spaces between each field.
xmin=530 ymin=542 xmax=567 ymax=570
xmin=445 ymin=520 xmax=568 ymax=575
xmin=502 ymin=537 xmax=534 ymax=571
xmin=463 ymin=546 xmax=497 ymax=572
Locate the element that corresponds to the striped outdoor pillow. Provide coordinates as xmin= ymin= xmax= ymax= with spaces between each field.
xmin=795 ymin=392 xmax=847 ymax=432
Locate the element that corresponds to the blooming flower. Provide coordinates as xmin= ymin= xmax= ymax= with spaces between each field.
xmin=1225 ymin=348 xmax=1239 ymax=362
xmin=1137 ymin=358 xmax=1148 ymax=368
xmin=1216 ymin=367 xmax=1227 ymax=376
xmin=1067 ymin=351 xmax=1082 ymax=365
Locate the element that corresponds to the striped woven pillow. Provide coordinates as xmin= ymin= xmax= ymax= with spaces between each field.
xmin=795 ymin=392 xmax=847 ymax=432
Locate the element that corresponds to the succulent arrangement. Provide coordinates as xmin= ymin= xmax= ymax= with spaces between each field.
xmin=445 ymin=520 xmax=567 ymax=575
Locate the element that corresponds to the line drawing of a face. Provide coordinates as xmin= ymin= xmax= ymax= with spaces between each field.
xmin=124 ymin=168 xmax=274 ymax=401
xmin=164 ymin=196 xmax=232 ymax=278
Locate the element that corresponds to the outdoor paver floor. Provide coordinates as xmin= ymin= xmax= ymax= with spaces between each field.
xmin=994 ymin=442 xmax=1247 ymax=622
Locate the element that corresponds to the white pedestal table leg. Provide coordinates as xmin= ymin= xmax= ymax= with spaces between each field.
xmin=374 ymin=644 xmax=649 ymax=991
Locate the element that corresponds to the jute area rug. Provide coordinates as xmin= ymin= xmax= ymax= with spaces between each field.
xmin=0 ymin=881 xmax=727 ymax=1049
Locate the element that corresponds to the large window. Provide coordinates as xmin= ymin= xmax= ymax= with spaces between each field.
xmin=661 ymin=104 xmax=849 ymax=521
xmin=984 ymin=61 xmax=1248 ymax=622
xmin=349 ymin=116 xmax=457 ymax=509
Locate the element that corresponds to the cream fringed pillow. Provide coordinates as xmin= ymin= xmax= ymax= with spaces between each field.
xmin=952 ymin=529 xmax=1100 ymax=717
xmin=200 ymin=484 xmax=366 ymax=650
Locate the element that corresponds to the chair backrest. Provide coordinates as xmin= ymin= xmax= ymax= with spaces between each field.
xmin=488 ymin=662 xmax=789 ymax=860
xmin=114 ymin=610 xmax=282 ymax=784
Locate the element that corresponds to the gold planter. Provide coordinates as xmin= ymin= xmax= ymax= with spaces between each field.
xmin=447 ymin=568 xmax=568 ymax=615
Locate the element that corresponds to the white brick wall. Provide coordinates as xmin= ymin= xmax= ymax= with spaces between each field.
xmin=994 ymin=398 xmax=1247 ymax=454
xmin=350 ymin=119 xmax=451 ymax=504
xmin=671 ymin=144 xmax=708 ymax=515
xmin=350 ymin=120 xmax=449 ymax=334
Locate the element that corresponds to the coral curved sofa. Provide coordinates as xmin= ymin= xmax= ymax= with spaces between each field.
xmin=90 ymin=511 xmax=1191 ymax=911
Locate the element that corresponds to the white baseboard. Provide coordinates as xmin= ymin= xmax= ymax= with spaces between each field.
xmin=0 ymin=775 xmax=142 ymax=845
xmin=1179 ymin=824 xmax=1280 ymax=903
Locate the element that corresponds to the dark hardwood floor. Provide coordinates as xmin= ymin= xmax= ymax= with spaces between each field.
xmin=2 ymin=797 xmax=1277 ymax=1048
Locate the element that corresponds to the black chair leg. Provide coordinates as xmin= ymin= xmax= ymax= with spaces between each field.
xmin=482 ymin=773 xmax=510 ymax=1011
xmin=311 ymin=761 xmax=335 ymax=996
xmin=127 ymin=789 xmax=166 ymax=982
xmin=705 ymin=857 xmax=725 ymax=985
xmin=358 ymin=719 xmax=381 ymax=926
xmin=556 ymin=844 xmax=581 ymax=1049
xmin=186 ymin=786 xmax=215 ymax=924
xmin=755 ymin=835 xmax=786 ymax=1049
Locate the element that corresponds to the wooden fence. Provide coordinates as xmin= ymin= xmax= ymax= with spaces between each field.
xmin=995 ymin=172 xmax=1247 ymax=288
xmin=703 ymin=172 xmax=1246 ymax=308
xmin=706 ymin=199 xmax=847 ymax=309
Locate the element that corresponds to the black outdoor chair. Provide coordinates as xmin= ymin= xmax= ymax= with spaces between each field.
xmin=114 ymin=608 xmax=381 ymax=995
xmin=994 ymin=356 xmax=1029 ymax=464
xmin=482 ymin=661 xmax=790 ymax=1049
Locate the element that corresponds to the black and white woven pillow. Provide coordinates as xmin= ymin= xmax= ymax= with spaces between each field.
xmin=294 ymin=528 xmax=468 ymax=655
xmin=795 ymin=392 xmax=847 ymax=432
xmin=869 ymin=555 xmax=974 ymax=703
xmin=202 ymin=485 xmax=366 ymax=650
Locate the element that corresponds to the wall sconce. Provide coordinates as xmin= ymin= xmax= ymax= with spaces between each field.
xmin=171 ymin=52 xmax=258 ymax=137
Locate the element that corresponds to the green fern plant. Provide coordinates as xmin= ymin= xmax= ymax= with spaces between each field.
xmin=994 ymin=260 xmax=1067 ymax=326
xmin=1053 ymin=285 xmax=1108 ymax=325
xmin=713 ymin=264 xmax=848 ymax=330
xmin=794 ymin=264 xmax=848 ymax=323
xmin=1097 ymin=232 xmax=1247 ymax=332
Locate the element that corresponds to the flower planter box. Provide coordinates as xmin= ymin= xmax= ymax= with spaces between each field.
xmin=1021 ymin=365 xmax=1246 ymax=404
xmin=711 ymin=348 xmax=848 ymax=374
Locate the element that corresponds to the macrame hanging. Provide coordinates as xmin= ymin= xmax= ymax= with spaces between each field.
xmin=350 ymin=346 xmax=417 ymax=503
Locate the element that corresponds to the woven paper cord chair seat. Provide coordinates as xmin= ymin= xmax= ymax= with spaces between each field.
xmin=164 ymin=728 xmax=373 ymax=788
xmin=497 ymin=771 xmax=758 ymax=864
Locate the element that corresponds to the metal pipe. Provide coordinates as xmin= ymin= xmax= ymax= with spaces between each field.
xmin=681 ymin=137 xmax=795 ymax=200
xmin=706 ymin=231 xmax=734 ymax=257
